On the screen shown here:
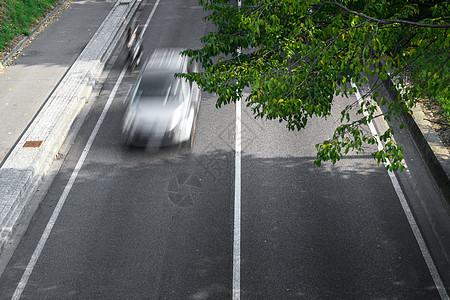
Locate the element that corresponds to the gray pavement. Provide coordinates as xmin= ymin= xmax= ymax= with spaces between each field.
xmin=0 ymin=0 xmax=448 ymax=277
xmin=0 ymin=0 xmax=448 ymax=297
xmin=0 ymin=0 xmax=140 ymax=253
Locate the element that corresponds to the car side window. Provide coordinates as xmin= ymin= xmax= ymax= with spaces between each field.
xmin=171 ymin=78 xmax=180 ymax=97
xmin=176 ymin=79 xmax=188 ymax=102
xmin=130 ymin=78 xmax=142 ymax=107
xmin=172 ymin=78 xmax=185 ymax=104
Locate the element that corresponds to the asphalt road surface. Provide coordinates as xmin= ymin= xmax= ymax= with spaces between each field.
xmin=0 ymin=0 xmax=449 ymax=299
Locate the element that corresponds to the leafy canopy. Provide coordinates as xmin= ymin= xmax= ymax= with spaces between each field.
xmin=181 ymin=0 xmax=450 ymax=171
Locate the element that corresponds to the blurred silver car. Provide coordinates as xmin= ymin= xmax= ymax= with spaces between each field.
xmin=121 ymin=48 xmax=200 ymax=149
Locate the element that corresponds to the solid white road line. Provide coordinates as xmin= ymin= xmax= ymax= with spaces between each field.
xmin=11 ymin=63 xmax=128 ymax=300
xmin=352 ymin=82 xmax=448 ymax=300
xmin=12 ymin=2 xmax=161 ymax=298
xmin=233 ymin=2 xmax=242 ymax=296
xmin=141 ymin=0 xmax=160 ymax=37
xmin=233 ymin=98 xmax=242 ymax=300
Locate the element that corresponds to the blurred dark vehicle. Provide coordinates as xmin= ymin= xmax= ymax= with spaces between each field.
xmin=121 ymin=48 xmax=201 ymax=149
xmin=126 ymin=18 xmax=143 ymax=70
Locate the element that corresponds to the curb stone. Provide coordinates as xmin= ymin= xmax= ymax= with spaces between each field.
xmin=0 ymin=0 xmax=140 ymax=254
xmin=382 ymin=77 xmax=450 ymax=204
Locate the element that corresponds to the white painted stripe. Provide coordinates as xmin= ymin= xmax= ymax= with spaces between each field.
xmin=12 ymin=2 xmax=161 ymax=298
xmin=141 ymin=0 xmax=160 ymax=37
xmin=233 ymin=97 xmax=242 ymax=300
xmin=352 ymin=83 xmax=449 ymax=300
xmin=11 ymin=63 xmax=128 ymax=300
xmin=233 ymin=0 xmax=242 ymax=293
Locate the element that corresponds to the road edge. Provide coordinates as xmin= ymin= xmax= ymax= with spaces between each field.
xmin=0 ymin=0 xmax=140 ymax=255
xmin=382 ymin=78 xmax=450 ymax=204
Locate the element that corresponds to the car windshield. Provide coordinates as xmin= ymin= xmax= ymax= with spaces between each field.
xmin=135 ymin=72 xmax=181 ymax=104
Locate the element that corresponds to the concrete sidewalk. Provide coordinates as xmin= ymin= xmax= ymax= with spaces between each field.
xmin=0 ymin=0 xmax=140 ymax=253
xmin=0 ymin=0 xmax=114 ymax=163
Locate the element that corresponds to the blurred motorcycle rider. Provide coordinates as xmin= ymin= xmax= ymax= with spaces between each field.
xmin=126 ymin=17 xmax=143 ymax=70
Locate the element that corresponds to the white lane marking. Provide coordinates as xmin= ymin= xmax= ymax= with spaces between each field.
xmin=233 ymin=1 xmax=242 ymax=294
xmin=233 ymin=97 xmax=242 ymax=300
xmin=141 ymin=0 xmax=160 ymax=37
xmin=352 ymin=83 xmax=449 ymax=300
xmin=12 ymin=2 xmax=161 ymax=298
xmin=11 ymin=64 xmax=128 ymax=300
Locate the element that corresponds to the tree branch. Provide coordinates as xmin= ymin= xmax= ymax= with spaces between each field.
xmin=419 ymin=54 xmax=450 ymax=89
xmin=321 ymin=0 xmax=450 ymax=28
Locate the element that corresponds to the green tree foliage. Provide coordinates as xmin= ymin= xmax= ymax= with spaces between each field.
xmin=181 ymin=0 xmax=450 ymax=171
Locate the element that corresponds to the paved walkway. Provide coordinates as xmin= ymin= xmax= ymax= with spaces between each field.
xmin=0 ymin=0 xmax=115 ymax=164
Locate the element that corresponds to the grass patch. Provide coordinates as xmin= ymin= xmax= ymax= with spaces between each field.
xmin=0 ymin=0 xmax=61 ymax=52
